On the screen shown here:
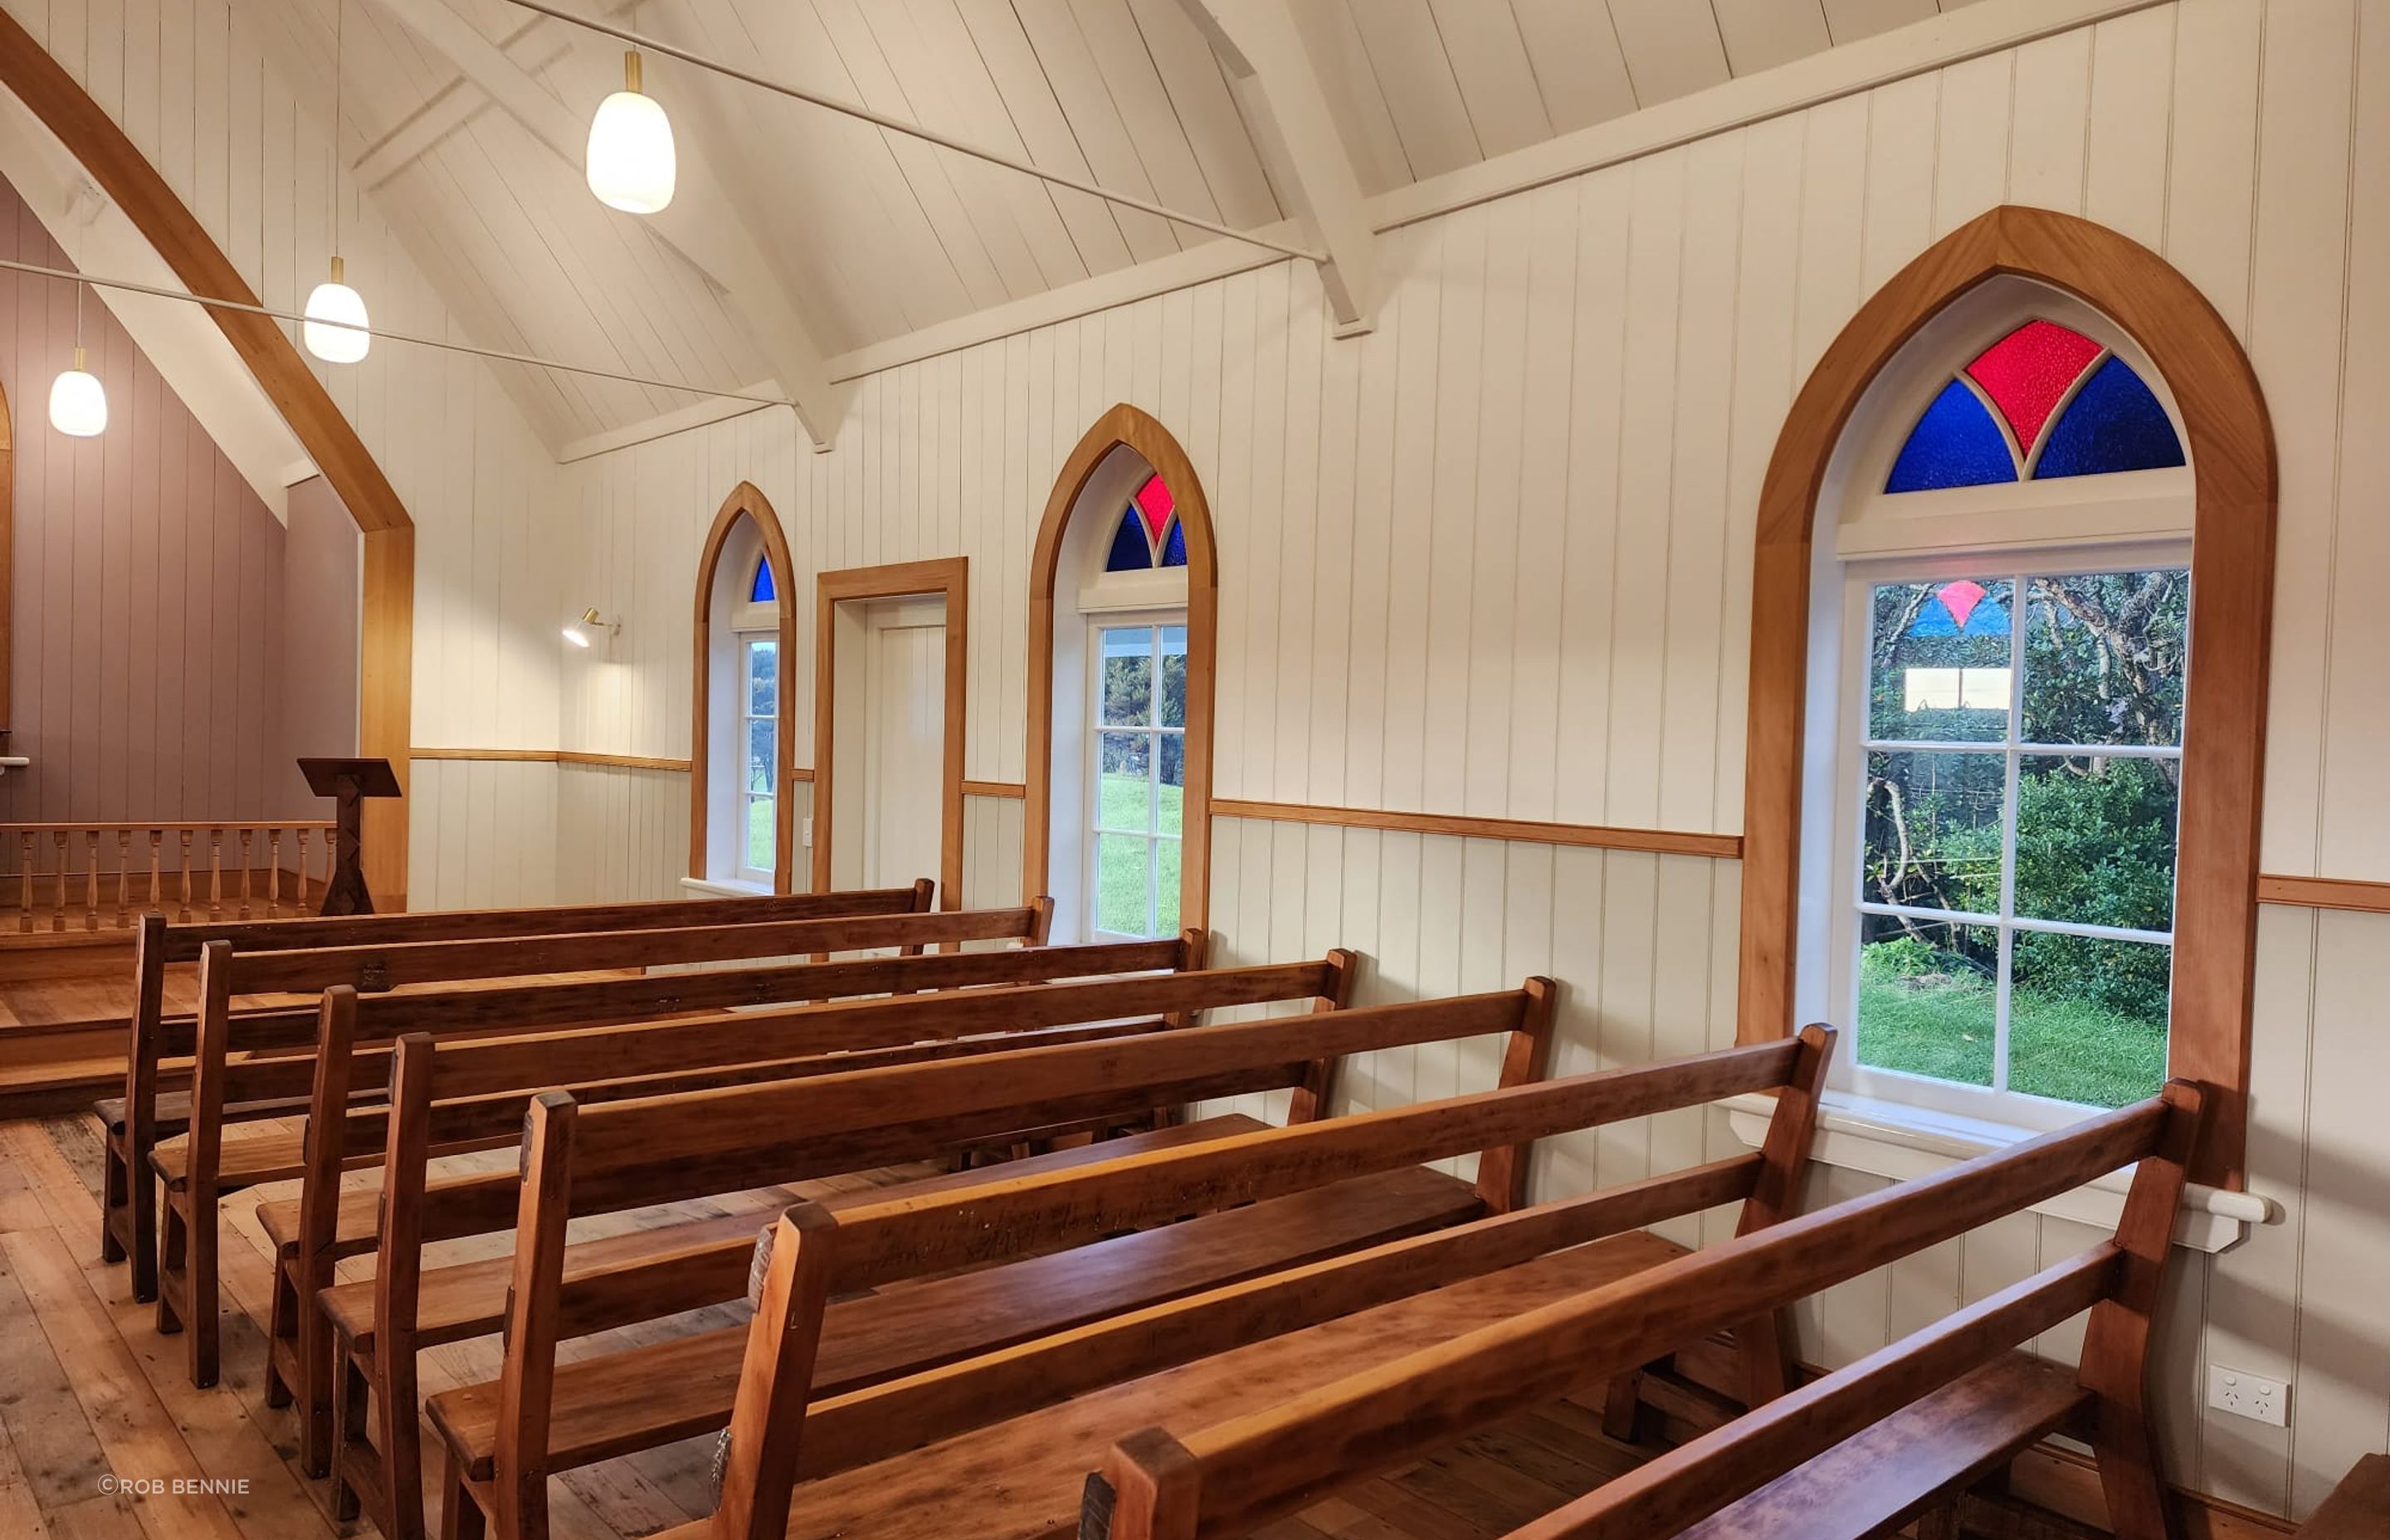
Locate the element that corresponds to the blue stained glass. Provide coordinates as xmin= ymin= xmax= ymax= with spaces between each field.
xmin=1885 ymin=379 xmax=2019 ymax=493
xmin=749 ymin=559 xmax=775 ymax=603
xmin=1161 ymin=520 xmax=1187 ymax=568
xmin=1104 ymin=509 xmax=1153 ymax=572
xmin=1960 ymin=596 xmax=2009 ymax=636
xmin=2034 ymin=357 xmax=2185 ymax=480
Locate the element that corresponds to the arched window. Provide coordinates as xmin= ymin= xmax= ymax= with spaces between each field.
xmin=690 ymin=483 xmax=797 ymax=892
xmin=1029 ymin=407 xmax=1217 ymax=942
xmin=1741 ymin=207 xmax=2275 ymax=1187
xmin=1814 ymin=285 xmax=2195 ymax=1133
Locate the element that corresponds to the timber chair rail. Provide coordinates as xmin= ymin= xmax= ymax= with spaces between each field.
xmin=674 ymin=1026 xmax=1835 ymax=1540
xmin=100 ymin=880 xmax=941 ymax=1301
xmin=149 ymin=896 xmax=1049 ymax=1387
xmin=4 ymin=819 xmax=337 ymax=931
xmin=432 ymin=967 xmax=1549 ymax=1540
xmin=1085 ymin=1078 xmax=2209 ymax=1540
xmin=269 ymin=932 xmax=1209 ymax=1481
xmin=342 ymin=950 xmax=1358 ymax=1540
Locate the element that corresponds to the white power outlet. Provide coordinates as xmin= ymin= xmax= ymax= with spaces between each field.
xmin=2207 ymin=1365 xmax=2289 ymax=1427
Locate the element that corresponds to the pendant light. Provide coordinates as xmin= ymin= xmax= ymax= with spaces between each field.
xmin=49 ymin=281 xmax=106 ymax=437
xmin=303 ymin=0 xmax=371 ymax=363
xmin=586 ymin=7 xmax=676 ymax=214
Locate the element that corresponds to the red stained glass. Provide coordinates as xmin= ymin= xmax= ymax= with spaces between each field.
xmin=1134 ymin=474 xmax=1175 ymax=543
xmin=1964 ymin=320 xmax=2105 ymax=455
xmin=1936 ymin=579 xmax=1988 ymax=631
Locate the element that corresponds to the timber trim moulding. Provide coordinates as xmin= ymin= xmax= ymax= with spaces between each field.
xmin=963 ymin=779 xmax=1027 ymax=800
xmin=0 ymin=8 xmax=416 ymax=909
xmin=1212 ymin=800 xmax=1741 ymax=861
xmin=690 ymin=482 xmax=802 ymax=889
xmin=2254 ymin=875 xmax=2390 ymax=915
xmin=1735 ymin=206 xmax=2275 ymax=1191
xmin=410 ymin=748 xmax=695 ymax=772
xmin=1027 ymin=405 xmax=1219 ymax=933
xmin=812 ymin=558 xmax=969 ymax=907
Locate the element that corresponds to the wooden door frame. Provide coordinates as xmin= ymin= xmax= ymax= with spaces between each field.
xmin=811 ymin=558 xmax=968 ymax=905
xmin=0 ymin=12 xmax=417 ymax=906
xmin=1737 ymin=205 xmax=2275 ymax=1187
xmin=1027 ymin=405 xmax=1218 ymax=933
xmin=688 ymin=481 xmax=801 ymax=890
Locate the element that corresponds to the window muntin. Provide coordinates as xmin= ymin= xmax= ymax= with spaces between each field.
xmin=1850 ymin=563 xmax=2187 ymax=1118
xmin=1086 ymin=621 xmax=1186 ymax=939
xmin=739 ymin=636 xmax=778 ymax=884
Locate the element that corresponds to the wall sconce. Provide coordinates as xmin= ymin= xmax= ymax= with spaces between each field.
xmin=563 ymin=607 xmax=620 ymax=648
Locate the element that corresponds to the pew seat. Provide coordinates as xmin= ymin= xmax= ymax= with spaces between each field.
xmin=427 ymin=1162 xmax=1486 ymax=1483
xmin=2298 ymin=1454 xmax=2390 ymax=1538
xmin=1675 ymin=1352 xmax=2088 ymax=1539
xmin=731 ymin=1231 xmax=1684 ymax=1540
xmin=326 ymin=1114 xmax=1276 ymax=1360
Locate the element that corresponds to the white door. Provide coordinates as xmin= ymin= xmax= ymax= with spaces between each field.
xmin=860 ymin=602 xmax=945 ymax=889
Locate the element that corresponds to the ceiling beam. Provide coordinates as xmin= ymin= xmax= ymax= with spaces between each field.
xmin=1176 ymin=0 xmax=1378 ymax=335
xmin=363 ymin=0 xmax=846 ymax=448
xmin=354 ymin=15 xmax=573 ymax=189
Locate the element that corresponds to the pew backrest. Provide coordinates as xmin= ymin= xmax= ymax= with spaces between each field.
xmin=693 ymin=1025 xmax=1836 ymax=1540
xmin=1081 ymin=1076 xmax=2207 ymax=1540
xmin=488 ymin=975 xmax=1571 ymax=1540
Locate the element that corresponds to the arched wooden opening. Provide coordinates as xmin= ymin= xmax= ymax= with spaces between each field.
xmin=689 ymin=481 xmax=800 ymax=890
xmin=1738 ymin=205 xmax=2274 ymax=1187
xmin=1027 ymin=404 xmax=1219 ymax=933
xmin=0 ymin=11 xmax=417 ymax=904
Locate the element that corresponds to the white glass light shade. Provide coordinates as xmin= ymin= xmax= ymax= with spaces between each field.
xmin=587 ymin=53 xmax=676 ymax=213
xmin=304 ymin=259 xmax=372 ymax=363
xmin=49 ymin=349 xmax=106 ymax=437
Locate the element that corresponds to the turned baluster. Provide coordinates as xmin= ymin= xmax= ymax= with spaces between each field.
xmin=49 ymin=831 xmax=66 ymax=933
xmin=175 ymin=831 xmax=193 ymax=923
xmin=207 ymin=829 xmax=223 ymax=920
xmin=296 ymin=828 xmax=315 ymax=914
xmin=115 ymin=830 xmax=132 ymax=928
xmin=82 ymin=831 xmax=100 ymax=931
xmin=17 ymin=832 xmax=32 ymax=933
xmin=237 ymin=830 xmax=254 ymax=919
xmin=147 ymin=831 xmax=163 ymax=914
xmin=266 ymin=829 xmax=283 ymax=918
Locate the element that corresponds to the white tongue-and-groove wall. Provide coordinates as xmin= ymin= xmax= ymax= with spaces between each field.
xmin=544 ymin=1 xmax=2390 ymax=1523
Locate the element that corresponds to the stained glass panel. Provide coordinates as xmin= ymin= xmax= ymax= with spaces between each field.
xmin=1964 ymin=319 xmax=2105 ymax=451
xmin=1104 ymin=509 xmax=1153 ymax=572
xmin=1884 ymin=379 xmax=2017 ymax=493
xmin=2034 ymin=357 xmax=2186 ymax=479
xmin=1134 ymin=474 xmax=1175 ymax=543
xmin=1161 ymin=520 xmax=1188 ymax=568
xmin=749 ymin=559 xmax=775 ymax=604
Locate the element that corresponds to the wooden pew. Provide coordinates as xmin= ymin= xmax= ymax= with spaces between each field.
xmin=265 ymin=934 xmax=1227 ymax=1479
xmin=657 ymin=1025 xmax=1832 ymax=1540
xmin=151 ymin=900 xmax=1046 ymax=1386
xmin=1078 ymin=1079 xmax=2208 ymax=1540
xmin=100 ymin=881 xmax=935 ymax=1299
xmin=2299 ymin=1454 xmax=2390 ymax=1538
xmin=446 ymin=1004 xmax=1826 ymax=1540
xmin=337 ymin=955 xmax=1373 ymax=1540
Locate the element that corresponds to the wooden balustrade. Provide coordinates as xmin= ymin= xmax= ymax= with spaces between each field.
xmin=2 ymin=822 xmax=337 ymax=933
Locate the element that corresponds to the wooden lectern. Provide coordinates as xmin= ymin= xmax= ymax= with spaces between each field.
xmin=300 ymin=757 xmax=402 ymax=916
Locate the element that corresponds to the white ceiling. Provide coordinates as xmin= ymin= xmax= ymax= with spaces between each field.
xmin=247 ymin=0 xmax=1988 ymax=451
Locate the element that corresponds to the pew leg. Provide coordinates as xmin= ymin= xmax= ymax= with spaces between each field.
xmin=2090 ymin=1397 xmax=2183 ymax=1540
xmin=266 ymin=1255 xmax=296 ymax=1411
xmin=154 ymin=1200 xmax=187 ymax=1335
xmin=129 ymin=1162 xmax=159 ymax=1304
xmin=1733 ymin=1308 xmax=1795 ymax=1408
xmin=330 ymin=1353 xmax=368 ymax=1523
xmin=437 ymin=1451 xmax=486 ymax=1540
xmin=100 ymin=1142 xmax=128 ymax=1263
xmin=1600 ymin=1372 xmax=1646 ymax=1444
xmin=296 ymin=1276 xmax=338 ymax=1478
xmin=1914 ymin=1502 xmax=1963 ymax=1540
xmin=185 ymin=1193 xmax=220 ymax=1387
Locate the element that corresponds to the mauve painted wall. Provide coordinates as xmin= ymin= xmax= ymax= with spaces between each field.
xmin=276 ymin=475 xmax=361 ymax=813
xmin=0 ymin=173 xmax=308 ymax=828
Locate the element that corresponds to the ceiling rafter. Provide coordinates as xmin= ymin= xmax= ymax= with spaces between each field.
xmin=352 ymin=12 xmax=574 ymax=189
xmin=362 ymin=0 xmax=847 ymax=448
xmin=1176 ymin=0 xmax=1378 ymax=334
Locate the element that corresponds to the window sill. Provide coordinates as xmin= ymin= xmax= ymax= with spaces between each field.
xmin=1720 ymin=1089 xmax=2277 ymax=1255
xmin=680 ymin=875 xmax=773 ymax=898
